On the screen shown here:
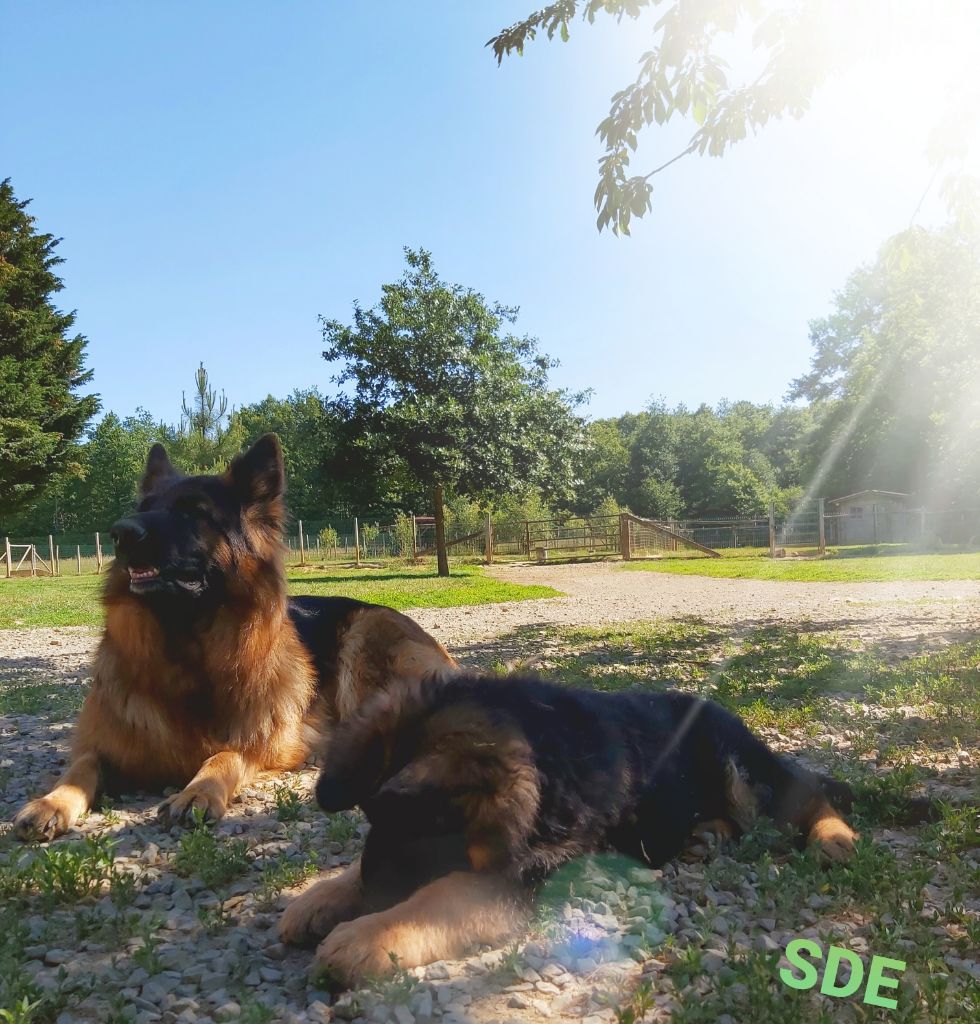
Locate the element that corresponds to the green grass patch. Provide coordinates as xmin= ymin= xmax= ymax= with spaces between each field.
xmin=0 ymin=675 xmax=88 ymax=718
xmin=523 ymin=621 xmax=980 ymax=747
xmin=0 ymin=563 xmax=560 ymax=629
xmin=172 ymin=816 xmax=250 ymax=888
xmin=622 ymin=549 xmax=980 ymax=582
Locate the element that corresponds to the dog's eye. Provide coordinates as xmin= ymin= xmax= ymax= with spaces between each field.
xmin=176 ymin=500 xmax=211 ymax=518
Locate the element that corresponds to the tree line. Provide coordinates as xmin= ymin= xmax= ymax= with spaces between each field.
xmin=2 ymin=178 xmax=978 ymax=560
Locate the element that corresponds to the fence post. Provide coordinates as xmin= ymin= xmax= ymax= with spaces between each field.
xmin=485 ymin=513 xmax=493 ymax=565
xmin=817 ymin=498 xmax=826 ymax=555
xmin=298 ymin=519 xmax=305 ymax=566
xmin=620 ymin=513 xmax=633 ymax=561
xmin=354 ymin=517 xmax=361 ymax=568
xmin=768 ymin=503 xmax=776 ymax=558
xmin=30 ymin=544 xmax=37 ymax=576
xmin=76 ymin=545 xmax=82 ymax=575
xmin=524 ymin=521 xmax=531 ymax=558
xmin=4 ymin=537 xmax=10 ymax=578
xmin=95 ymin=532 xmax=103 ymax=573
xmin=411 ymin=514 xmax=418 ymax=561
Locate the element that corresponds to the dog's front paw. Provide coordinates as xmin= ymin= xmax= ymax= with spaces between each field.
xmin=311 ymin=916 xmax=399 ymax=987
xmin=157 ymin=786 xmax=227 ymax=827
xmin=279 ymin=868 xmax=363 ymax=946
xmin=12 ymin=796 xmax=74 ymax=842
xmin=809 ymin=816 xmax=858 ymax=863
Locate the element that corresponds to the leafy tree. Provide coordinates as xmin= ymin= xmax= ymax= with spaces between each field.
xmin=792 ymin=207 xmax=980 ymax=507
xmin=591 ymin=494 xmax=625 ymax=518
xmin=624 ymin=401 xmax=682 ymax=517
xmin=575 ymin=419 xmax=631 ymax=513
xmin=71 ymin=410 xmax=160 ymax=528
xmin=322 ymin=248 xmax=587 ymax=574
xmin=0 ymin=178 xmax=99 ymax=517
xmin=239 ymin=389 xmax=342 ymax=521
xmin=166 ymin=363 xmax=244 ymax=473
xmin=489 ymin=2 xmax=970 ymax=233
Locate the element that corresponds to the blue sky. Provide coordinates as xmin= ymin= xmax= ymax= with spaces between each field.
xmin=3 ymin=1 xmax=952 ymax=424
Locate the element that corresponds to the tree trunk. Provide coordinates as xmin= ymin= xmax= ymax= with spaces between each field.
xmin=434 ymin=482 xmax=449 ymax=577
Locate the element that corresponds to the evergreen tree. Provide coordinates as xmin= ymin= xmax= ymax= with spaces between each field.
xmin=166 ymin=363 xmax=244 ymax=473
xmin=0 ymin=179 xmax=99 ymax=517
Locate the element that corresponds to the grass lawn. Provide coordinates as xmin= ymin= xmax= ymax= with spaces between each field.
xmin=476 ymin=619 xmax=980 ymax=1023
xmin=0 ymin=563 xmax=560 ymax=629
xmin=622 ymin=547 xmax=980 ymax=582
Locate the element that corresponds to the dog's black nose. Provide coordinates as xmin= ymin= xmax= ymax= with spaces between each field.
xmin=110 ymin=517 xmax=148 ymax=548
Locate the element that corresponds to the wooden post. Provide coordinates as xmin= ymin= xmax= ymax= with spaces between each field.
xmin=817 ymin=498 xmax=826 ymax=555
xmin=873 ymin=506 xmax=879 ymax=545
xmin=354 ymin=517 xmax=361 ymax=568
xmin=4 ymin=537 xmax=11 ymax=578
xmin=524 ymin=521 xmax=531 ymax=558
xmin=768 ymin=503 xmax=776 ymax=558
xmin=298 ymin=519 xmax=305 ymax=565
xmin=76 ymin=545 xmax=82 ymax=575
xmin=48 ymin=535 xmax=56 ymax=575
xmin=95 ymin=532 xmax=103 ymax=572
xmin=434 ymin=484 xmax=449 ymax=577
xmin=484 ymin=513 xmax=493 ymax=565
xmin=410 ymin=514 xmax=418 ymax=562
xmin=620 ymin=513 xmax=632 ymax=561
xmin=30 ymin=544 xmax=37 ymax=577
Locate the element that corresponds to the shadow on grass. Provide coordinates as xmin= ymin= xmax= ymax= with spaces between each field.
xmin=826 ymin=543 xmax=980 ymax=560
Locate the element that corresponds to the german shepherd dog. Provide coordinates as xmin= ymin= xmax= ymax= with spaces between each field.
xmin=279 ymin=672 xmax=857 ymax=986
xmin=12 ymin=435 xmax=455 ymax=841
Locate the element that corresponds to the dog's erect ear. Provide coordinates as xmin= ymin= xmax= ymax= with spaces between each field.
xmin=230 ymin=433 xmax=285 ymax=503
xmin=141 ymin=443 xmax=176 ymax=495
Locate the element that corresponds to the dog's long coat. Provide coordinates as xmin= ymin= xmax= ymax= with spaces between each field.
xmin=12 ymin=436 xmax=455 ymax=841
xmin=280 ymin=672 xmax=857 ymax=984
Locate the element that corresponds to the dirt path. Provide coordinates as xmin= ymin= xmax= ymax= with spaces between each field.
xmin=415 ymin=562 xmax=980 ymax=656
xmin=1 ymin=562 xmax=979 ymax=672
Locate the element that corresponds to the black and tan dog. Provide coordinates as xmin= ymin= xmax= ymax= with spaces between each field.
xmin=13 ymin=435 xmax=455 ymax=841
xmin=280 ymin=672 xmax=857 ymax=985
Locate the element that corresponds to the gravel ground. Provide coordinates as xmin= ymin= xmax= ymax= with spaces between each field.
xmin=1 ymin=564 xmax=978 ymax=1023
xmin=431 ymin=562 xmax=980 ymax=654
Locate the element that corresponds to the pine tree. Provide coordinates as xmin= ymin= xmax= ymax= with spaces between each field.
xmin=0 ymin=179 xmax=100 ymax=517
xmin=167 ymin=363 xmax=244 ymax=472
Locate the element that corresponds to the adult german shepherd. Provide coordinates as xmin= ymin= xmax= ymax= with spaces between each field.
xmin=280 ymin=672 xmax=857 ymax=985
xmin=13 ymin=435 xmax=455 ymax=841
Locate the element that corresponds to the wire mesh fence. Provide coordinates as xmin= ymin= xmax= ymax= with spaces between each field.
xmin=4 ymin=502 xmax=978 ymax=578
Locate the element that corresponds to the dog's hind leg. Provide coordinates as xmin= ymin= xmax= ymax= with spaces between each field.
xmin=795 ymin=792 xmax=859 ymax=862
xmin=157 ymin=750 xmax=251 ymax=825
xmin=310 ymin=871 xmax=528 ymax=987
xmin=13 ymin=750 xmax=101 ymax=842
xmin=724 ymin=750 xmax=858 ymax=862
xmin=279 ymin=859 xmax=365 ymax=947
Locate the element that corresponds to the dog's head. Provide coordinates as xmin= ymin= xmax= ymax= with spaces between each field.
xmin=315 ymin=677 xmax=542 ymax=870
xmin=108 ymin=433 xmax=285 ymax=602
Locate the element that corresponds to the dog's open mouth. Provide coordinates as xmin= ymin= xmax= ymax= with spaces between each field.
xmin=128 ymin=566 xmax=159 ymax=583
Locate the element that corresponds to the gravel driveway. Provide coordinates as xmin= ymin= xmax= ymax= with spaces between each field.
xmin=1 ymin=564 xmax=978 ymax=1023
xmin=420 ymin=561 xmax=980 ymax=655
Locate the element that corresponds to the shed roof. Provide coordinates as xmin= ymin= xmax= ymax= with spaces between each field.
xmin=828 ymin=489 xmax=911 ymax=505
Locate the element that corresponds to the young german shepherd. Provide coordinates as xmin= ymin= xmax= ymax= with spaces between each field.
xmin=280 ymin=672 xmax=857 ymax=985
xmin=12 ymin=435 xmax=455 ymax=841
